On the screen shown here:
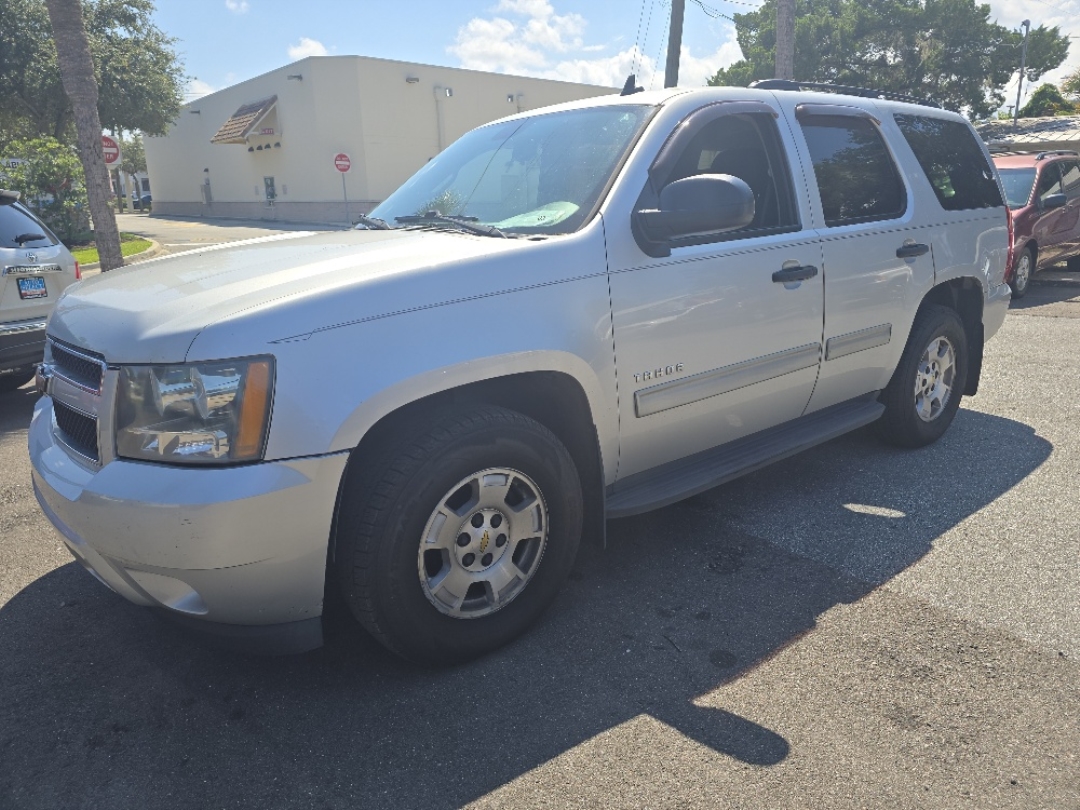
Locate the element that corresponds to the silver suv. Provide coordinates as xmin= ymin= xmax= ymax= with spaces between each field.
xmin=1 ymin=190 xmax=80 ymax=393
xmin=30 ymin=83 xmax=1011 ymax=663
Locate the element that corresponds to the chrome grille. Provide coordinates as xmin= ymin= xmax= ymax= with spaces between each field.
xmin=54 ymin=400 xmax=99 ymax=462
xmin=49 ymin=339 xmax=105 ymax=393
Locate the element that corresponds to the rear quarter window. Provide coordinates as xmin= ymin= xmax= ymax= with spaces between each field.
xmin=0 ymin=202 xmax=59 ymax=249
xmin=893 ymin=115 xmax=1003 ymax=211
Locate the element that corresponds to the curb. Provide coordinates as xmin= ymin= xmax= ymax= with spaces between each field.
xmin=80 ymin=238 xmax=164 ymax=272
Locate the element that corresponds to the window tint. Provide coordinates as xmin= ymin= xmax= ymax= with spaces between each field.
xmin=998 ymin=168 xmax=1037 ymax=209
xmin=800 ymin=116 xmax=905 ymax=227
xmin=1036 ymin=164 xmax=1063 ymax=204
xmin=0 ymin=202 xmax=58 ymax=249
xmin=648 ymin=112 xmax=799 ymax=240
xmin=1059 ymin=160 xmax=1080 ymax=199
xmin=893 ymin=115 xmax=1003 ymax=210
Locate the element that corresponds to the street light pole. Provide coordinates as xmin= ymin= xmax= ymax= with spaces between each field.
xmin=664 ymin=0 xmax=686 ymax=88
xmin=776 ymin=0 xmax=796 ymax=80
xmin=1014 ymin=19 xmax=1031 ymax=128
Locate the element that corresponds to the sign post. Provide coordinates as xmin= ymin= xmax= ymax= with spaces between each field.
xmin=334 ymin=152 xmax=352 ymax=225
xmin=102 ymin=135 xmax=122 ymax=212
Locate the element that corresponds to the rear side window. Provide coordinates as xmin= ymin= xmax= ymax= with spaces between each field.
xmin=0 ymin=202 xmax=59 ymax=249
xmin=893 ymin=115 xmax=1003 ymax=211
xmin=800 ymin=116 xmax=906 ymax=227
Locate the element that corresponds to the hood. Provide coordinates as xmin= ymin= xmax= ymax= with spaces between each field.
xmin=47 ymin=228 xmax=533 ymax=363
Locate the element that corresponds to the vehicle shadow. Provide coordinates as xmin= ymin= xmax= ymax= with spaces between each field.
xmin=0 ymin=383 xmax=37 ymax=437
xmin=0 ymin=409 xmax=1051 ymax=809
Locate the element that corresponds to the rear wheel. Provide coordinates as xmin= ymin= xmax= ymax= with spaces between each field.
xmin=1010 ymin=246 xmax=1034 ymax=298
xmin=335 ymin=405 xmax=582 ymax=665
xmin=876 ymin=305 xmax=968 ymax=448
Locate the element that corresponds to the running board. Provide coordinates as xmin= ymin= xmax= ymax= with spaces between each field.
xmin=606 ymin=395 xmax=885 ymax=518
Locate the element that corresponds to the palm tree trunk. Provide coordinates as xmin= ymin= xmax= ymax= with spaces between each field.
xmin=44 ymin=0 xmax=123 ymax=271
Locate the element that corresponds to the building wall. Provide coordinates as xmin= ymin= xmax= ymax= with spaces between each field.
xmin=145 ymin=56 xmax=615 ymax=224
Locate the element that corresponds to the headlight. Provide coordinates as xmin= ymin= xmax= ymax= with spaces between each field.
xmin=115 ymin=357 xmax=274 ymax=465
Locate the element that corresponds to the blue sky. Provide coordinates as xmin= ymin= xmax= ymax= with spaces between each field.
xmin=155 ymin=0 xmax=1078 ymax=108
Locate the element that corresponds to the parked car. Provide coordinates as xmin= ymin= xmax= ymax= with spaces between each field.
xmin=992 ymin=149 xmax=1080 ymax=297
xmin=131 ymin=192 xmax=152 ymax=211
xmin=30 ymin=83 xmax=1010 ymax=663
xmin=0 ymin=189 xmax=80 ymax=393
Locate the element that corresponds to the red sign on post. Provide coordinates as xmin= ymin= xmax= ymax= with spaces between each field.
xmin=333 ymin=153 xmax=351 ymax=173
xmin=101 ymin=135 xmax=121 ymax=166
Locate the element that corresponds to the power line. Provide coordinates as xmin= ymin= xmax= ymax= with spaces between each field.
xmin=632 ymin=0 xmax=648 ymax=76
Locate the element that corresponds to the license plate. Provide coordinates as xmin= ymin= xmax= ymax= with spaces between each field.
xmin=17 ymin=276 xmax=47 ymax=300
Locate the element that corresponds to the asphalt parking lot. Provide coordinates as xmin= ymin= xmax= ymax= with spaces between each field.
xmin=0 ymin=277 xmax=1077 ymax=809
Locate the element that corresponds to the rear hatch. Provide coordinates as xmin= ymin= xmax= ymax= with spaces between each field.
xmin=0 ymin=200 xmax=75 ymax=325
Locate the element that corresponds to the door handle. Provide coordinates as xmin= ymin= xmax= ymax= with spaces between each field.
xmin=772 ymin=265 xmax=818 ymax=283
xmin=896 ymin=242 xmax=930 ymax=259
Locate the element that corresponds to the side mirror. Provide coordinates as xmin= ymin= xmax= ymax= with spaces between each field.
xmin=633 ymin=174 xmax=755 ymax=258
xmin=1041 ymin=192 xmax=1067 ymax=210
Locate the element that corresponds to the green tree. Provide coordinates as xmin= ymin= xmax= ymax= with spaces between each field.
xmin=1061 ymin=67 xmax=1080 ymax=99
xmin=708 ymin=0 xmax=1069 ymax=119
xmin=1018 ymin=83 xmax=1076 ymax=117
xmin=2 ymin=136 xmax=89 ymax=241
xmin=0 ymin=0 xmax=185 ymax=143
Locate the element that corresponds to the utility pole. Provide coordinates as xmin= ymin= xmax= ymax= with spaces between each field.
xmin=1014 ymin=19 xmax=1031 ymax=128
xmin=664 ymin=0 xmax=686 ymax=88
xmin=776 ymin=0 xmax=795 ymax=80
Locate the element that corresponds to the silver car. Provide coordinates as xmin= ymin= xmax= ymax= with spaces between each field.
xmin=0 ymin=190 xmax=81 ymax=393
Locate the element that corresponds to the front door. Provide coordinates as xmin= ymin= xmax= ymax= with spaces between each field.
xmin=606 ymin=103 xmax=824 ymax=480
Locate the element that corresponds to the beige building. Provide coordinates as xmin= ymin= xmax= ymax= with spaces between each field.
xmin=146 ymin=55 xmax=615 ymax=224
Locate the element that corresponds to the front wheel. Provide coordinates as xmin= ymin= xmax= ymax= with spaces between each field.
xmin=1010 ymin=246 xmax=1034 ymax=298
xmin=335 ymin=405 xmax=583 ymax=665
xmin=876 ymin=305 xmax=968 ymax=448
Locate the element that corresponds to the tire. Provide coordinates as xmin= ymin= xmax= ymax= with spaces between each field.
xmin=0 ymin=369 xmax=36 ymax=394
xmin=335 ymin=405 xmax=583 ymax=665
xmin=1010 ymin=246 xmax=1034 ymax=298
xmin=876 ymin=305 xmax=968 ymax=448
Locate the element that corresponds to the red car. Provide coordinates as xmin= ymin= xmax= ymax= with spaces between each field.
xmin=993 ymin=150 xmax=1080 ymax=298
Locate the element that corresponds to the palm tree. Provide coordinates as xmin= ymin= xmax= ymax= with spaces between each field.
xmin=43 ymin=0 xmax=123 ymax=271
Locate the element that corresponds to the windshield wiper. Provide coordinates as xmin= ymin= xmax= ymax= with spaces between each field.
xmin=394 ymin=213 xmax=507 ymax=238
xmin=353 ymin=214 xmax=392 ymax=230
xmin=14 ymin=232 xmax=47 ymax=245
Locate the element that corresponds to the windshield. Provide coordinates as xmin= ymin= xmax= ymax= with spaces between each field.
xmin=997 ymin=168 xmax=1037 ymax=209
xmin=368 ymin=105 xmax=653 ymax=235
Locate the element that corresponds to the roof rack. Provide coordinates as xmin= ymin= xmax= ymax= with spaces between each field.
xmin=748 ymin=79 xmax=941 ymax=109
xmin=1035 ymin=150 xmax=1079 ymax=160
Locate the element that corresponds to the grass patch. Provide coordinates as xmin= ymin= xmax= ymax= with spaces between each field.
xmin=70 ymin=232 xmax=152 ymax=265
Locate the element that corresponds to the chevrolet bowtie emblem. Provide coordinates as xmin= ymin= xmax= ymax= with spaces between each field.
xmin=479 ymin=530 xmax=490 ymax=553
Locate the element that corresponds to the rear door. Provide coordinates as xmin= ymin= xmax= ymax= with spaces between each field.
xmin=784 ymin=102 xmax=932 ymax=412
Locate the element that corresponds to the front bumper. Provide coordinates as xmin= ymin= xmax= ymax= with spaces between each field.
xmin=30 ymin=397 xmax=349 ymax=652
xmin=0 ymin=317 xmax=47 ymax=374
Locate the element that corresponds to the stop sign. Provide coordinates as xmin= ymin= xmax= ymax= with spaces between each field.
xmin=101 ymin=135 xmax=120 ymax=166
xmin=334 ymin=153 xmax=351 ymax=173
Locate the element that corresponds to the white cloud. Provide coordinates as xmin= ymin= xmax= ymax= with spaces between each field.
xmin=184 ymin=78 xmax=218 ymax=100
xmin=449 ymin=0 xmax=741 ymax=89
xmin=224 ymin=0 xmax=249 ymax=13
xmin=288 ymin=37 xmax=330 ymax=60
xmin=986 ymin=0 xmax=1080 ymax=110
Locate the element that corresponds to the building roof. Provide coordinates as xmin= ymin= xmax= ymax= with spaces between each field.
xmin=976 ymin=115 xmax=1080 ymax=150
xmin=210 ymin=96 xmax=278 ymax=145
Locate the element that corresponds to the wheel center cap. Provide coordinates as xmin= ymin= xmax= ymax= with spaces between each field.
xmin=454 ymin=508 xmax=510 ymax=571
